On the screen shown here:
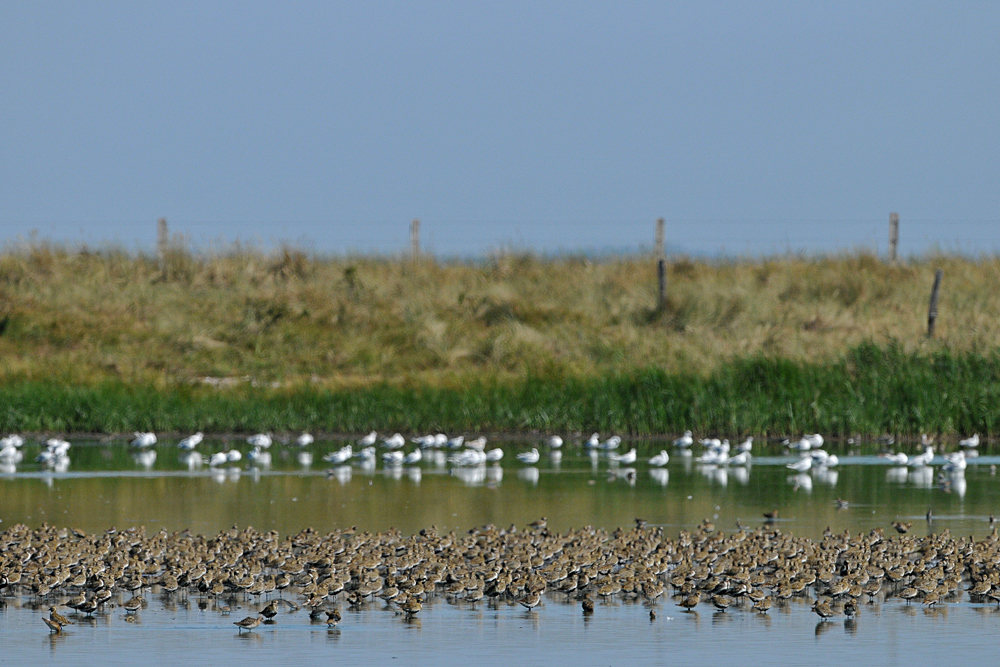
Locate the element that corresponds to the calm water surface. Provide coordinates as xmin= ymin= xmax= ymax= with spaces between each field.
xmin=1 ymin=436 xmax=999 ymax=665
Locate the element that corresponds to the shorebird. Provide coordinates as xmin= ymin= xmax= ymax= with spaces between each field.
xmin=295 ymin=433 xmax=315 ymax=447
xmin=519 ymin=591 xmax=541 ymax=610
xmin=247 ymin=433 xmax=272 ymax=448
xmin=226 ymin=449 xmax=242 ymax=462
xmin=786 ymin=456 xmax=812 ymax=472
xmin=599 ymin=435 xmax=621 ymax=451
xmin=122 ymin=596 xmax=144 ymax=614
xmin=812 ymin=599 xmax=835 ymax=620
xmin=725 ymin=451 xmax=750 ymax=467
xmin=892 ymin=521 xmax=912 ymax=534
xmin=548 ymin=435 xmax=563 ymax=448
xmin=466 ymin=436 xmax=487 ymax=451
xmin=177 ymin=432 xmax=203 ymax=450
xmin=649 ymin=450 xmax=670 ymax=467
xmin=43 ymin=617 xmax=63 ymax=634
xmin=610 ymin=448 xmax=636 ymax=464
xmin=383 ymin=433 xmax=406 ymax=449
xmin=516 ymin=448 xmax=540 ymax=464
xmin=736 ymin=436 xmax=753 ymax=453
xmin=260 ymin=601 xmax=278 ymax=620
xmin=358 ymin=431 xmax=378 ymax=446
xmin=673 ymin=431 xmax=693 ymax=448
xmin=485 ymin=448 xmax=504 ymax=462
xmin=234 ymin=616 xmax=263 ymax=633
xmin=130 ymin=432 xmax=157 ymax=448
xmin=382 ymin=450 xmax=404 ymax=465
xmin=49 ymin=607 xmax=72 ymax=626
xmin=208 ymin=451 xmax=227 ymax=467
xmin=881 ymin=451 xmax=908 ymax=465
xmin=678 ymin=593 xmax=700 ymax=612
xmin=943 ymin=451 xmax=967 ymax=472
xmin=323 ymin=445 xmax=353 ymax=464
xmin=908 ymin=446 xmax=934 ymax=467
xmin=400 ymin=598 xmax=422 ymax=616
xmin=581 ymin=596 xmax=595 ymax=613
xmin=960 ymin=434 xmax=980 ymax=448
xmin=403 ymin=449 xmax=422 ymax=465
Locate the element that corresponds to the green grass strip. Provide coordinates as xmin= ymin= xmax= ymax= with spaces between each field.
xmin=2 ymin=343 xmax=998 ymax=435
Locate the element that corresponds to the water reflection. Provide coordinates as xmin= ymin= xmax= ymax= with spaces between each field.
xmin=787 ymin=473 xmax=812 ymax=493
xmin=649 ymin=468 xmax=669 ymax=487
xmin=517 ymin=467 xmax=539 ymax=485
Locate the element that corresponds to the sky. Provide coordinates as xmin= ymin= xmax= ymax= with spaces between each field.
xmin=1 ymin=1 xmax=998 ymax=257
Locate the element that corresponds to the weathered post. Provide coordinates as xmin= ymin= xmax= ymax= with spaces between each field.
xmin=889 ymin=213 xmax=899 ymax=263
xmin=655 ymin=218 xmax=665 ymax=258
xmin=157 ymin=218 xmax=168 ymax=273
xmin=410 ymin=219 xmax=420 ymax=258
xmin=927 ymin=269 xmax=943 ymax=337
xmin=657 ymin=258 xmax=667 ymax=312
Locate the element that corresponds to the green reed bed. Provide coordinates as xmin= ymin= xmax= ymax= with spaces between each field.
xmin=2 ymin=344 xmax=998 ymax=437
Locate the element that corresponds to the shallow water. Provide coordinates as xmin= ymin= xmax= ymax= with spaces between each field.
xmin=2 ymin=436 xmax=999 ymax=665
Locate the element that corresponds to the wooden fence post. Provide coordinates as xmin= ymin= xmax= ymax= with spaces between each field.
xmin=655 ymin=218 xmax=664 ymax=258
xmin=157 ymin=218 xmax=168 ymax=273
xmin=410 ymin=219 xmax=420 ymax=258
xmin=889 ymin=213 xmax=899 ymax=263
xmin=927 ymin=269 xmax=943 ymax=337
xmin=657 ymin=258 xmax=667 ymax=312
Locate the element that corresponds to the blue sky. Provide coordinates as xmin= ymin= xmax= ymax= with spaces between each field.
xmin=1 ymin=1 xmax=998 ymax=256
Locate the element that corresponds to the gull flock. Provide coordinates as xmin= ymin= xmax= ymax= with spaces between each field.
xmin=0 ymin=430 xmax=987 ymax=495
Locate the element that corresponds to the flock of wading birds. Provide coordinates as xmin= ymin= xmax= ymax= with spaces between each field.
xmin=0 ymin=430 xmax=992 ymax=635
xmin=13 ymin=512 xmax=1000 ymax=638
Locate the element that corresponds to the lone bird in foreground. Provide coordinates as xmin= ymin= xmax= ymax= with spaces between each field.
xmin=812 ymin=599 xmax=835 ymax=620
xmin=49 ymin=607 xmax=72 ymax=626
xmin=43 ymin=617 xmax=63 ymax=634
xmin=892 ymin=521 xmax=912 ymax=534
xmin=234 ymin=616 xmax=263 ymax=634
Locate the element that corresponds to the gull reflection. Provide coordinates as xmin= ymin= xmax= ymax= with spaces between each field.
xmin=812 ymin=468 xmax=838 ymax=487
xmin=327 ymin=465 xmax=352 ymax=485
xmin=432 ymin=451 xmax=447 ymax=469
xmin=387 ymin=465 xmax=404 ymax=481
xmin=649 ymin=468 xmax=669 ymax=487
xmin=788 ymin=473 xmax=812 ymax=493
xmin=486 ymin=465 xmax=503 ymax=485
xmin=132 ymin=450 xmax=157 ymax=470
xmin=179 ymin=452 xmax=203 ymax=470
xmin=697 ymin=465 xmax=727 ymax=487
xmin=453 ymin=465 xmax=486 ymax=487
xmin=589 ymin=450 xmax=600 ymax=472
xmin=406 ymin=467 xmax=422 ymax=484
xmin=941 ymin=471 xmax=967 ymax=498
xmin=908 ymin=466 xmax=934 ymax=488
xmin=549 ymin=450 xmax=562 ymax=470
xmin=0 ymin=462 xmax=16 ymax=474
xmin=357 ymin=458 xmax=377 ymax=475
xmin=517 ymin=466 xmax=540 ymax=486
xmin=886 ymin=466 xmax=908 ymax=484
xmin=296 ymin=451 xmax=313 ymax=468
xmin=730 ymin=466 xmax=750 ymax=486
